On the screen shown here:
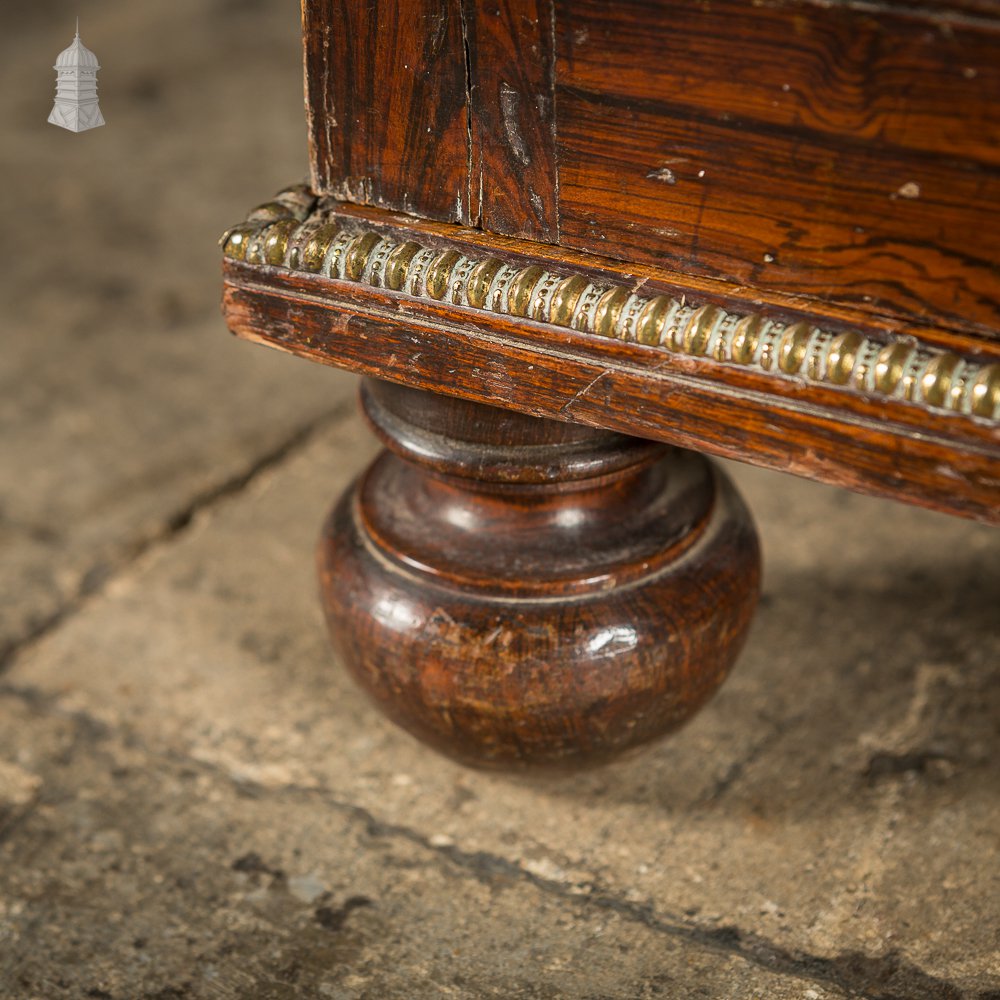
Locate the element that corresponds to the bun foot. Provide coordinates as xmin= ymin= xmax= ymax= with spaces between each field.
xmin=318 ymin=378 xmax=761 ymax=770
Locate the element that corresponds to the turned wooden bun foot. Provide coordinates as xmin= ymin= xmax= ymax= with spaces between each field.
xmin=318 ymin=378 xmax=761 ymax=770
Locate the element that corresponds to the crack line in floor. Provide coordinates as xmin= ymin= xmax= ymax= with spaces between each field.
xmin=0 ymin=401 xmax=354 ymax=677
xmin=1 ymin=682 xmax=979 ymax=1000
xmin=231 ymin=772 xmax=974 ymax=1000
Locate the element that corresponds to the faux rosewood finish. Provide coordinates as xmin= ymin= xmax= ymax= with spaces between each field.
xmin=222 ymin=189 xmax=1000 ymax=523
xmin=222 ymin=2 xmax=1000 ymax=771
xmin=302 ymin=0 xmax=470 ymax=220
xmin=302 ymin=0 xmax=562 ymax=236
xmin=303 ymin=0 xmax=1000 ymax=338
xmin=317 ymin=379 xmax=760 ymax=769
xmin=554 ymin=0 xmax=1000 ymax=336
xmin=461 ymin=0 xmax=559 ymax=239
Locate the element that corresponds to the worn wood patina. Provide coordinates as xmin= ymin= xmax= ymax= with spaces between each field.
xmin=223 ymin=0 xmax=1000 ymax=768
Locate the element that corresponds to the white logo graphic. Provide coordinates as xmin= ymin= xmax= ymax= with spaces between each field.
xmin=48 ymin=19 xmax=105 ymax=133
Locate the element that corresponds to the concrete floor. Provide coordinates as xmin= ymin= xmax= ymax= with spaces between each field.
xmin=2 ymin=2 xmax=998 ymax=997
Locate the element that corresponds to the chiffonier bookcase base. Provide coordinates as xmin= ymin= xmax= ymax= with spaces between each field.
xmin=222 ymin=0 xmax=1000 ymax=769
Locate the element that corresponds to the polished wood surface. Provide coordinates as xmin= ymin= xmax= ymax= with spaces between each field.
xmin=462 ymin=0 xmax=559 ymax=240
xmin=317 ymin=379 xmax=760 ymax=769
xmin=302 ymin=0 xmax=469 ymax=218
xmin=554 ymin=0 xmax=1000 ymax=336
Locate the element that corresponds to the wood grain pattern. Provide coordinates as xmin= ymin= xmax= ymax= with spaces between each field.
xmin=558 ymin=0 xmax=1000 ymax=165
xmin=226 ymin=1 xmax=1000 ymax=772
xmin=302 ymin=0 xmax=471 ymax=222
xmin=302 ymin=0 xmax=1000 ymax=342
xmin=318 ymin=378 xmax=760 ymax=769
xmin=462 ymin=0 xmax=559 ymax=239
xmin=288 ymin=195 xmax=1000 ymax=358
xmin=553 ymin=0 xmax=1000 ymax=336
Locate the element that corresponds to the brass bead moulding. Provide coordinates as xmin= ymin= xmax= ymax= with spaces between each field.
xmin=223 ymin=185 xmax=1000 ymax=423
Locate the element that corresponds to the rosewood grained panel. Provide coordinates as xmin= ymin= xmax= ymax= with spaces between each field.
xmin=462 ymin=0 xmax=559 ymax=240
xmin=553 ymin=0 xmax=1000 ymax=336
xmin=224 ymin=261 xmax=1000 ymax=522
xmin=225 ymin=1 xmax=1000 ymax=770
xmin=557 ymin=0 xmax=1000 ymax=165
xmin=302 ymin=0 xmax=471 ymax=222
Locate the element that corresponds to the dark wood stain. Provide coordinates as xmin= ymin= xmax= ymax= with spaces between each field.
xmin=223 ymin=251 xmax=1000 ymax=524
xmin=303 ymin=0 xmax=1000 ymax=337
xmin=225 ymin=0 xmax=1000 ymax=768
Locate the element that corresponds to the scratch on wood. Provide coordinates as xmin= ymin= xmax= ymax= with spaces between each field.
xmin=500 ymin=82 xmax=531 ymax=166
xmin=647 ymin=167 xmax=677 ymax=184
xmin=528 ymin=190 xmax=544 ymax=222
xmin=561 ymin=370 xmax=611 ymax=414
xmin=433 ymin=607 xmax=458 ymax=627
xmin=459 ymin=0 xmax=477 ymax=226
xmin=482 ymin=626 xmax=503 ymax=646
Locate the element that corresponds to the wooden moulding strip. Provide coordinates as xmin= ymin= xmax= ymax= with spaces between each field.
xmin=221 ymin=185 xmax=1000 ymax=522
xmin=223 ymin=185 xmax=1000 ymax=424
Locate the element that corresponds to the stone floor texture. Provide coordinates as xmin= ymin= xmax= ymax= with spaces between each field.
xmin=2 ymin=2 xmax=998 ymax=998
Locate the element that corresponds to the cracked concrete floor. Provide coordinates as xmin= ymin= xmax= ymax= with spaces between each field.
xmin=2 ymin=1 xmax=999 ymax=998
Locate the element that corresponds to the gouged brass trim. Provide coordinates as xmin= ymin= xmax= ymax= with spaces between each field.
xmin=592 ymin=287 xmax=631 ymax=338
xmin=730 ymin=315 xmax=765 ymax=366
xmin=971 ymin=364 xmax=1000 ymax=417
xmin=247 ymin=201 xmax=296 ymax=223
xmin=343 ymin=232 xmax=382 ymax=282
xmin=296 ymin=223 xmax=340 ymax=272
xmin=920 ymin=354 xmax=960 ymax=408
xmin=222 ymin=223 xmax=256 ymax=262
xmin=548 ymin=274 xmax=589 ymax=327
xmin=777 ymin=322 xmax=811 ymax=374
xmin=636 ymin=295 xmax=673 ymax=346
xmin=827 ymin=331 xmax=864 ymax=385
xmin=263 ymin=220 xmax=298 ymax=266
xmin=466 ymin=258 xmax=504 ymax=310
xmin=682 ymin=305 xmax=721 ymax=356
xmin=222 ymin=192 xmax=1000 ymax=423
xmin=874 ymin=343 xmax=913 ymax=395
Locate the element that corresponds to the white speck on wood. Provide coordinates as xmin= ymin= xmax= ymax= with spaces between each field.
xmin=646 ymin=167 xmax=677 ymax=184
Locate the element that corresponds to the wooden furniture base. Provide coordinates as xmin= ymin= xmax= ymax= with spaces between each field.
xmin=317 ymin=378 xmax=759 ymax=769
xmin=222 ymin=0 xmax=999 ymax=770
